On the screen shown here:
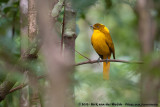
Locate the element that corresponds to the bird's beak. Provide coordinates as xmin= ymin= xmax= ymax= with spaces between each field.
xmin=90 ymin=25 xmax=94 ymax=29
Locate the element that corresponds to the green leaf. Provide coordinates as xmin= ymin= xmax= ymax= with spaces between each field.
xmin=0 ymin=0 xmax=9 ymax=3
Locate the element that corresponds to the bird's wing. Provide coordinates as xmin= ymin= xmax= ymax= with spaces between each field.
xmin=103 ymin=30 xmax=115 ymax=59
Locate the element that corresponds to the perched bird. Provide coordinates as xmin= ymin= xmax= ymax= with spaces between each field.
xmin=91 ymin=23 xmax=115 ymax=80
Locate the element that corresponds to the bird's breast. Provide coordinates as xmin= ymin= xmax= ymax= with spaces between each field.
xmin=91 ymin=30 xmax=111 ymax=56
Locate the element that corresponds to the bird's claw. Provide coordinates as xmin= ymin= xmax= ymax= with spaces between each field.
xmin=105 ymin=58 xmax=108 ymax=63
xmin=97 ymin=57 xmax=101 ymax=65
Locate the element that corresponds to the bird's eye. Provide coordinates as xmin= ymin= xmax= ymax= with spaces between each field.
xmin=97 ymin=25 xmax=99 ymax=28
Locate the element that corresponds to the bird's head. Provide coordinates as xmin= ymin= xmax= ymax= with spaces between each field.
xmin=90 ymin=23 xmax=105 ymax=30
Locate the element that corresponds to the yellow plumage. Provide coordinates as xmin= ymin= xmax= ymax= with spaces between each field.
xmin=91 ymin=23 xmax=115 ymax=80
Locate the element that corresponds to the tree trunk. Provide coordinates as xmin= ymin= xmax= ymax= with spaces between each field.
xmin=37 ymin=0 xmax=75 ymax=106
xmin=28 ymin=0 xmax=41 ymax=107
xmin=20 ymin=0 xmax=29 ymax=106
xmin=136 ymin=0 xmax=160 ymax=106
xmin=63 ymin=0 xmax=76 ymax=107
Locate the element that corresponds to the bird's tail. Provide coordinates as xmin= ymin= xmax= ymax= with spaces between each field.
xmin=103 ymin=56 xmax=110 ymax=80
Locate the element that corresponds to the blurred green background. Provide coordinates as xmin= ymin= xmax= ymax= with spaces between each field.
xmin=74 ymin=0 xmax=140 ymax=106
xmin=1 ymin=0 xmax=159 ymax=106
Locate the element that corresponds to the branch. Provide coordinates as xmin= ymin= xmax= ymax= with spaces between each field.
xmin=0 ymin=81 xmax=15 ymax=101
xmin=5 ymin=58 xmax=143 ymax=95
xmin=9 ymin=75 xmax=46 ymax=93
xmin=75 ymin=50 xmax=91 ymax=61
xmin=75 ymin=59 xmax=143 ymax=66
xmin=7 ymin=59 xmax=143 ymax=94
xmin=9 ymin=83 xmax=27 ymax=93
xmin=61 ymin=0 xmax=65 ymax=53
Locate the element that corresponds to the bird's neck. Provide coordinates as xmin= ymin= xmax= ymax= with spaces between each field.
xmin=104 ymin=27 xmax=110 ymax=33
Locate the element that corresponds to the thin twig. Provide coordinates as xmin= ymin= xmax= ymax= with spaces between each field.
xmin=75 ymin=59 xmax=143 ymax=66
xmin=75 ymin=50 xmax=91 ymax=61
xmin=9 ymin=84 xmax=27 ymax=93
xmin=12 ymin=12 xmax=17 ymax=39
xmin=9 ymin=75 xmax=46 ymax=93
xmin=38 ymin=75 xmax=46 ymax=79
xmin=61 ymin=0 xmax=65 ymax=54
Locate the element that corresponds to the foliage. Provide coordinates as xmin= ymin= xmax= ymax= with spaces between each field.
xmin=0 ymin=0 xmax=160 ymax=106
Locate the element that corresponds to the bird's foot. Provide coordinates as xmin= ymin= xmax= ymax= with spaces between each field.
xmin=97 ymin=57 xmax=101 ymax=65
xmin=105 ymin=58 xmax=108 ymax=63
